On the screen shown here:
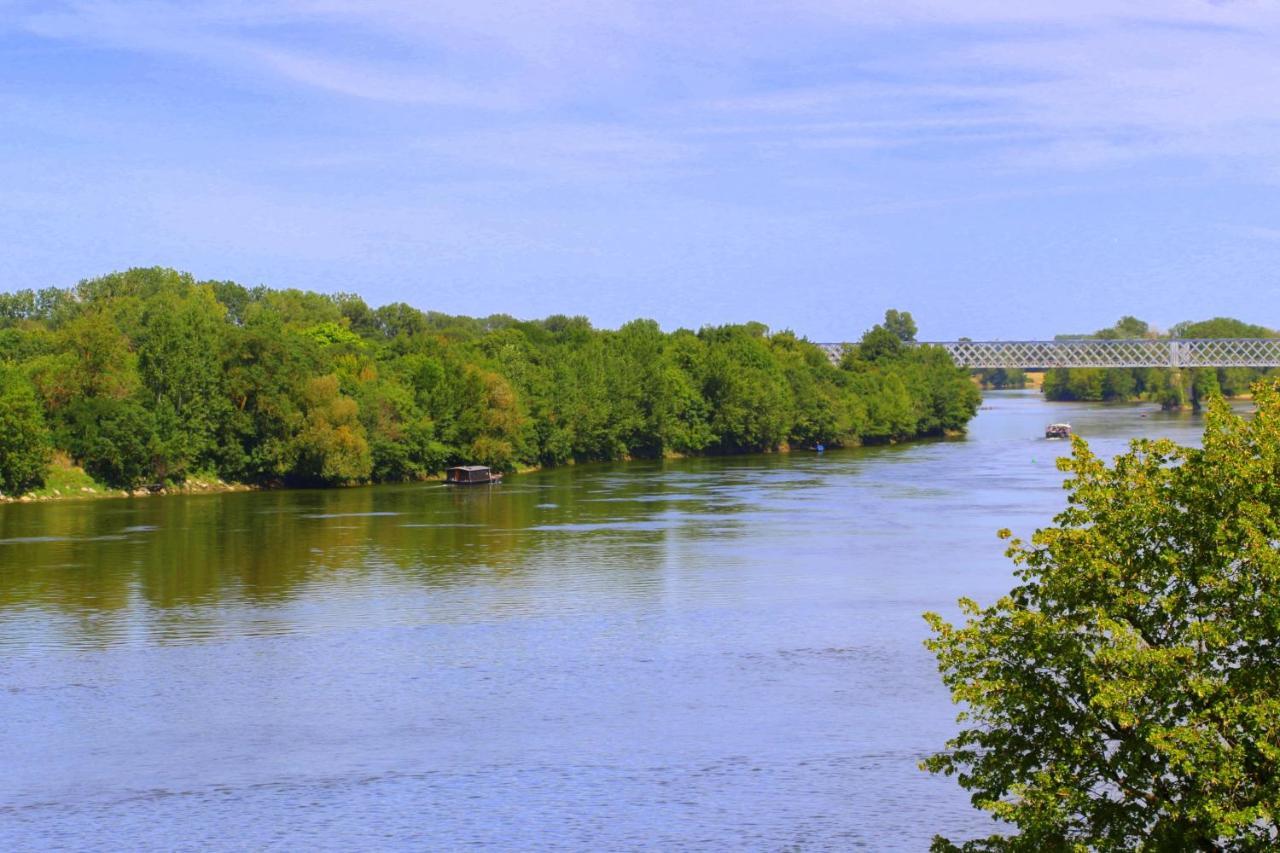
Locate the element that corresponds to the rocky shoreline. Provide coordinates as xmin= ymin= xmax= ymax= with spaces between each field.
xmin=0 ymin=477 xmax=258 ymax=504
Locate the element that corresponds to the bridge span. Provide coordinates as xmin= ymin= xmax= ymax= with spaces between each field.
xmin=816 ymin=339 xmax=1280 ymax=370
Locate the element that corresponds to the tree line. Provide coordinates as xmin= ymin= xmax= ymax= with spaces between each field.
xmin=0 ymin=268 xmax=979 ymax=495
xmin=1040 ymin=315 xmax=1277 ymax=407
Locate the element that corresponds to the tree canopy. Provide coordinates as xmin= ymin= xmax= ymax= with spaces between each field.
xmin=924 ymin=386 xmax=1280 ymax=851
xmin=1043 ymin=316 xmax=1278 ymax=407
xmin=0 ymin=365 xmax=51 ymax=495
xmin=0 ymin=268 xmax=980 ymax=492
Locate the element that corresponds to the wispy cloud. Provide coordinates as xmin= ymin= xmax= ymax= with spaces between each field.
xmin=249 ymin=48 xmax=519 ymax=108
xmin=1224 ymin=224 xmax=1280 ymax=243
xmin=12 ymin=0 xmax=1280 ymax=174
xmin=7 ymin=0 xmax=1280 ymax=339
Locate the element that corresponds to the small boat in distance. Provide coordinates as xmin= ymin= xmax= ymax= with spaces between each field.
xmin=1045 ymin=423 xmax=1072 ymax=440
xmin=445 ymin=465 xmax=503 ymax=485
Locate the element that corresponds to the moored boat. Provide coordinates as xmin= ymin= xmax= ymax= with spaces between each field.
xmin=1045 ymin=423 xmax=1072 ymax=440
xmin=445 ymin=465 xmax=503 ymax=485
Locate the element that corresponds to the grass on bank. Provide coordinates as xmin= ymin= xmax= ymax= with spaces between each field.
xmin=20 ymin=453 xmax=104 ymax=499
xmin=4 ymin=454 xmax=245 ymax=502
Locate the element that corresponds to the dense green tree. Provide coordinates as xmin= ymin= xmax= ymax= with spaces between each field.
xmin=656 ymin=330 xmax=715 ymax=454
xmin=290 ymin=374 xmax=371 ymax=485
xmin=1170 ymin=317 xmax=1272 ymax=339
xmin=217 ymin=315 xmax=310 ymax=481
xmin=38 ymin=307 xmax=141 ymax=408
xmin=857 ymin=325 xmax=906 ymax=363
xmin=0 ymin=290 xmax=37 ymax=325
xmin=1046 ymin=316 xmax=1276 ymax=406
xmin=0 ymin=268 xmax=981 ymax=489
xmin=905 ymin=345 xmax=982 ymax=435
xmin=852 ymin=369 xmax=917 ymax=439
xmin=1175 ymin=319 xmax=1278 ymax=404
xmin=883 ymin=309 xmax=918 ymax=342
xmin=977 ymin=368 xmax=1027 ymax=390
xmin=0 ymin=367 xmax=51 ymax=494
xmin=137 ymin=285 xmax=228 ymax=479
xmin=924 ymin=387 xmax=1280 ymax=851
xmin=1100 ymin=367 xmax=1136 ymax=400
xmin=64 ymin=397 xmax=158 ymax=489
xmin=700 ymin=324 xmax=792 ymax=452
xmin=1096 ymin=315 xmax=1150 ymax=339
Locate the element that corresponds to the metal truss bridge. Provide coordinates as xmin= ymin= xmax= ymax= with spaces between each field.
xmin=816 ymin=339 xmax=1280 ymax=369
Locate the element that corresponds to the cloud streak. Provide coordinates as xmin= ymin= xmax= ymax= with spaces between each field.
xmin=5 ymin=0 xmax=1280 ymax=339
xmin=10 ymin=0 xmax=1280 ymax=174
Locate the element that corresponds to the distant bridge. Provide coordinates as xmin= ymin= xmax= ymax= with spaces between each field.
xmin=816 ymin=339 xmax=1280 ymax=369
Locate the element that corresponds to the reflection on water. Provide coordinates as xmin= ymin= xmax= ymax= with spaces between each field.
xmin=0 ymin=391 xmax=1226 ymax=849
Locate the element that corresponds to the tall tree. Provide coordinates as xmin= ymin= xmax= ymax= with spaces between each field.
xmin=137 ymin=285 xmax=228 ymax=478
xmin=924 ymin=387 xmax=1280 ymax=851
xmin=883 ymin=309 xmax=918 ymax=343
xmin=0 ymin=367 xmax=51 ymax=494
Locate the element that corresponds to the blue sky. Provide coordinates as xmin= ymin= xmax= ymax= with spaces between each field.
xmin=2 ymin=1 xmax=1279 ymax=340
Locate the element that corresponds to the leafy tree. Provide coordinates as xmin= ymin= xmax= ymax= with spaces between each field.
xmin=0 ymin=290 xmax=37 ymax=326
xmin=0 ymin=367 xmax=51 ymax=494
xmin=884 ymin=309 xmax=918 ymax=342
xmin=41 ymin=307 xmax=141 ymax=407
xmin=978 ymin=368 xmax=1027 ymax=390
xmin=1095 ymin=315 xmax=1151 ymax=339
xmin=700 ymin=324 xmax=792 ymax=452
xmin=0 ymin=268 xmax=981 ymax=487
xmin=1101 ymin=367 xmax=1136 ymax=400
xmin=924 ymin=387 xmax=1280 ymax=851
xmin=1043 ymin=367 xmax=1104 ymax=401
xmin=1171 ymin=317 xmax=1273 ymax=340
xmin=136 ymin=285 xmax=228 ymax=479
xmin=1046 ymin=316 xmax=1277 ymax=406
xmin=857 ymin=325 xmax=906 ymax=363
xmin=905 ymin=344 xmax=981 ymax=435
xmin=290 ymin=374 xmax=371 ymax=484
xmin=849 ymin=368 xmax=916 ymax=439
xmin=657 ymin=330 xmax=715 ymax=454
xmin=64 ymin=397 xmax=158 ymax=489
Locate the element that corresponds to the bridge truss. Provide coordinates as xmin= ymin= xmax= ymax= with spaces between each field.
xmin=816 ymin=339 xmax=1280 ymax=369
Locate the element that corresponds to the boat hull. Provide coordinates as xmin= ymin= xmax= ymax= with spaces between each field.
xmin=444 ymin=475 xmax=502 ymax=486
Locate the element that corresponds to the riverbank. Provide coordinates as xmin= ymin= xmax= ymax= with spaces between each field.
xmin=0 ymin=458 xmax=259 ymax=504
xmin=0 ymin=431 xmax=962 ymax=505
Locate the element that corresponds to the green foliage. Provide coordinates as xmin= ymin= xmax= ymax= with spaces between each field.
xmin=924 ymin=386 xmax=1280 ymax=850
xmin=1170 ymin=317 xmax=1272 ymax=339
xmin=842 ymin=320 xmax=978 ymax=440
xmin=290 ymin=374 xmax=371 ymax=485
xmin=137 ymin=284 xmax=229 ymax=480
xmin=1045 ymin=316 xmax=1277 ymax=406
xmin=857 ymin=325 xmax=906 ymax=363
xmin=976 ymin=368 xmax=1026 ymax=390
xmin=0 ymin=367 xmax=52 ymax=494
xmin=64 ymin=397 xmax=158 ymax=489
xmin=884 ymin=309 xmax=918 ymax=342
xmin=0 ymin=271 xmax=980 ymax=489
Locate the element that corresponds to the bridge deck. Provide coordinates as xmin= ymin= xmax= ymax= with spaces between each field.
xmin=815 ymin=339 xmax=1280 ymax=369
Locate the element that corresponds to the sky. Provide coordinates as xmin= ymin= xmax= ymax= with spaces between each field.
xmin=2 ymin=1 xmax=1280 ymax=341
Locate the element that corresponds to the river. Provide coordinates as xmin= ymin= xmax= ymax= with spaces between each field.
xmin=0 ymin=391 xmax=1220 ymax=850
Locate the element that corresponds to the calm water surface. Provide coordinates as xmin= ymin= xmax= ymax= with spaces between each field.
xmin=0 ymin=391 xmax=1221 ymax=850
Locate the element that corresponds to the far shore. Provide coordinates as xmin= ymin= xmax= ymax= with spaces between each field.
xmin=1 ymin=431 xmax=972 ymax=506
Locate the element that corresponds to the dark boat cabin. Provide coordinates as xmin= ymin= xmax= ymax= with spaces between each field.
xmin=445 ymin=465 xmax=502 ymax=485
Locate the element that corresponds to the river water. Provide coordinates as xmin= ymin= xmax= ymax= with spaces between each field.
xmin=0 ymin=391 xmax=1219 ymax=850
